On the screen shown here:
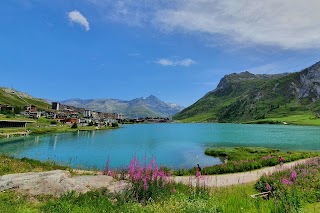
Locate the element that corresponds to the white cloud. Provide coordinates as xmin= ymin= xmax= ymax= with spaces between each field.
xmin=154 ymin=0 xmax=320 ymax=49
xmin=89 ymin=0 xmax=320 ymax=49
xmin=156 ymin=58 xmax=196 ymax=67
xmin=157 ymin=59 xmax=174 ymax=66
xmin=68 ymin=10 xmax=90 ymax=31
xmin=87 ymin=0 xmax=167 ymax=26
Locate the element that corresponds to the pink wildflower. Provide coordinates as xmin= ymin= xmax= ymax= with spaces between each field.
xmin=281 ymin=178 xmax=293 ymax=185
xmin=266 ymin=183 xmax=271 ymax=191
xmin=143 ymin=178 xmax=148 ymax=190
xmin=290 ymin=170 xmax=297 ymax=182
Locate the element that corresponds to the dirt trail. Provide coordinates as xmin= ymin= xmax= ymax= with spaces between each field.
xmin=173 ymin=158 xmax=311 ymax=187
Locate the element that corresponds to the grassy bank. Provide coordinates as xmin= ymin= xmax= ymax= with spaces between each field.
xmin=247 ymin=113 xmax=320 ymax=126
xmin=175 ymin=112 xmax=320 ymax=126
xmin=0 ymin=155 xmax=70 ymax=176
xmin=175 ymin=147 xmax=320 ymax=176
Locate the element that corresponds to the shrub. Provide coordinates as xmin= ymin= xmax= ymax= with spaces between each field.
xmin=111 ymin=123 xmax=118 ymax=127
xmin=50 ymin=120 xmax=57 ymax=125
xmin=71 ymin=123 xmax=78 ymax=129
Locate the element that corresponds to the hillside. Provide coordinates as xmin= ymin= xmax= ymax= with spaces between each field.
xmin=61 ymin=95 xmax=184 ymax=118
xmin=0 ymin=87 xmax=50 ymax=111
xmin=174 ymin=61 xmax=320 ymax=123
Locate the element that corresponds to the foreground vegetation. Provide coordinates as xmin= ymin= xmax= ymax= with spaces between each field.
xmin=175 ymin=147 xmax=320 ymax=176
xmin=1 ymin=155 xmax=320 ymax=212
xmin=256 ymin=157 xmax=320 ymax=207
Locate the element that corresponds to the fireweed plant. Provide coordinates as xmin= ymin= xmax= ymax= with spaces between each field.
xmin=103 ymin=156 xmax=209 ymax=204
xmin=256 ymin=157 xmax=320 ymax=210
xmin=127 ymin=156 xmax=173 ymax=202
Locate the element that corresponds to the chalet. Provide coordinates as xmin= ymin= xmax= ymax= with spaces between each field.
xmin=29 ymin=111 xmax=41 ymax=119
xmin=92 ymin=111 xmax=100 ymax=120
xmin=0 ymin=104 xmax=15 ymax=113
xmin=24 ymin=105 xmax=37 ymax=112
xmin=63 ymin=118 xmax=79 ymax=124
xmin=69 ymin=111 xmax=79 ymax=118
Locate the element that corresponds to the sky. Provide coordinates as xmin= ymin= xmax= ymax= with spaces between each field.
xmin=1 ymin=0 xmax=320 ymax=107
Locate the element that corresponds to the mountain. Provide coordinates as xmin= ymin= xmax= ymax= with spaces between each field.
xmin=61 ymin=95 xmax=184 ymax=118
xmin=174 ymin=61 xmax=320 ymax=122
xmin=0 ymin=87 xmax=50 ymax=110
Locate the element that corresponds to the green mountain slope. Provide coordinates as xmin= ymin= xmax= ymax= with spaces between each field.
xmin=174 ymin=61 xmax=320 ymax=123
xmin=0 ymin=87 xmax=50 ymax=111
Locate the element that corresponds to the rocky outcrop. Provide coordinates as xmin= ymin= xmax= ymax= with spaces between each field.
xmin=0 ymin=170 xmax=129 ymax=197
xmin=299 ymin=62 xmax=320 ymax=101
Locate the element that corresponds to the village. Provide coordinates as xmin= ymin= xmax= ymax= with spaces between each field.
xmin=0 ymin=102 xmax=172 ymax=129
xmin=0 ymin=102 xmax=124 ymax=128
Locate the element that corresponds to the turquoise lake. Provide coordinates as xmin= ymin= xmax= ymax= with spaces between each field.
xmin=1 ymin=123 xmax=320 ymax=169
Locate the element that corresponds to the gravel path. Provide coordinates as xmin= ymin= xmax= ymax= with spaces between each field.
xmin=173 ymin=158 xmax=311 ymax=187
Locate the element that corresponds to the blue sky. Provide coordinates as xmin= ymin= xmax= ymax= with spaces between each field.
xmin=1 ymin=0 xmax=320 ymax=107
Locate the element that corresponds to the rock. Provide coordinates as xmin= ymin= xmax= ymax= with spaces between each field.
xmin=0 ymin=170 xmax=130 ymax=197
xmin=0 ymin=170 xmax=87 ymax=197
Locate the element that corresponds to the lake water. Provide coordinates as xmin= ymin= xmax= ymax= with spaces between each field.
xmin=1 ymin=123 xmax=320 ymax=169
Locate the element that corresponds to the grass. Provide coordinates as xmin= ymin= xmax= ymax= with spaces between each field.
xmin=0 ymin=183 xmax=280 ymax=213
xmin=177 ymin=112 xmax=217 ymax=123
xmin=175 ymin=147 xmax=320 ymax=176
xmin=249 ymin=113 xmax=320 ymax=126
xmin=2 ymin=179 xmax=316 ymax=213
xmin=303 ymin=202 xmax=320 ymax=213
xmin=0 ymin=155 xmax=69 ymax=176
xmin=0 ymin=127 xmax=27 ymax=134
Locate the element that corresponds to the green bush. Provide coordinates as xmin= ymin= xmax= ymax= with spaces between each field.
xmin=50 ymin=120 xmax=57 ymax=125
xmin=111 ymin=123 xmax=118 ymax=127
xmin=71 ymin=123 xmax=78 ymax=129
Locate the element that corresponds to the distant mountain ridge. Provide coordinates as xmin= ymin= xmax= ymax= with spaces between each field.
xmin=174 ymin=61 xmax=320 ymax=122
xmin=61 ymin=95 xmax=184 ymax=118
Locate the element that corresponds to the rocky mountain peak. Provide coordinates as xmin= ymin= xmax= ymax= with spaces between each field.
xmin=298 ymin=61 xmax=320 ymax=100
